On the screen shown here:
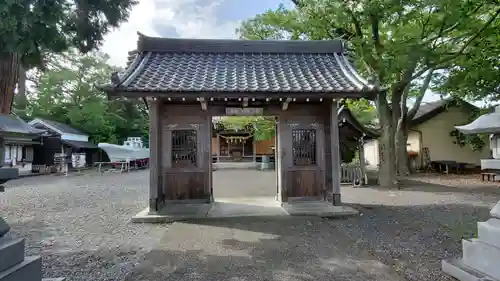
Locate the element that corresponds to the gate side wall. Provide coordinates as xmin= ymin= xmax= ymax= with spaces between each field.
xmin=149 ymin=102 xmax=336 ymax=210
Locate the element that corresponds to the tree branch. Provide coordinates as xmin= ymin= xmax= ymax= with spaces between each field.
xmin=413 ymin=7 xmax=500 ymax=79
xmin=346 ymin=9 xmax=363 ymax=37
xmin=421 ymin=3 xmax=485 ymax=45
xmin=408 ymin=69 xmax=435 ymax=120
xmin=369 ymin=12 xmax=383 ymax=55
xmin=420 ymin=8 xmax=433 ymax=38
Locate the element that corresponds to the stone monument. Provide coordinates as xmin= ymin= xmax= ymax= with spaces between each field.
xmin=442 ymin=202 xmax=500 ymax=281
xmin=442 ymin=107 xmax=500 ymax=281
xmin=0 ymin=136 xmax=64 ymax=281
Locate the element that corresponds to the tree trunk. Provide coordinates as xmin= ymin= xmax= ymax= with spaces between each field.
xmin=0 ymin=53 xmax=21 ymax=115
xmin=390 ymin=84 xmax=403 ymax=177
xmin=396 ymin=107 xmax=411 ymax=175
xmin=376 ymin=93 xmax=397 ymax=189
xmin=16 ymin=65 xmax=28 ymax=108
xmin=400 ymin=69 xmax=435 ymax=174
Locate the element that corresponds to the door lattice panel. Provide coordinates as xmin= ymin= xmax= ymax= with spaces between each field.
xmin=171 ymin=130 xmax=198 ymax=168
xmin=291 ymin=129 xmax=317 ymax=166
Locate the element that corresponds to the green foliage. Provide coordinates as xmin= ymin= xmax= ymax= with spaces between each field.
xmin=216 ymin=116 xmax=276 ymax=141
xmin=341 ymin=145 xmax=356 ymax=163
xmin=436 ymin=17 xmax=500 ymax=101
xmin=0 ymin=0 xmax=137 ymax=67
xmin=449 ymin=129 xmax=486 ymax=152
xmin=344 ymin=99 xmax=378 ymax=127
xmin=17 ymin=50 xmax=148 ymax=144
xmin=448 ymin=103 xmax=489 ymax=152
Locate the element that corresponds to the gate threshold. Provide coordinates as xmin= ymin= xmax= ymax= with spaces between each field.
xmin=131 ymin=197 xmax=358 ymax=223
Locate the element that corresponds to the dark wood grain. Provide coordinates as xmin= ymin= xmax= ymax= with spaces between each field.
xmin=163 ymin=171 xmax=208 ymax=200
xmin=286 ymin=169 xmax=323 ymax=198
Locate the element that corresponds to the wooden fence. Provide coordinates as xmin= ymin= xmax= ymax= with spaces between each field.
xmin=340 ymin=164 xmax=366 ymax=186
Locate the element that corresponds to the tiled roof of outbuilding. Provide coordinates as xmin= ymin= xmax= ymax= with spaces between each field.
xmin=103 ymin=33 xmax=377 ymax=96
xmin=0 ymin=115 xmax=45 ymax=135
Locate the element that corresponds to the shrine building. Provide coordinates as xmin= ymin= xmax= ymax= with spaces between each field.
xmin=101 ymin=33 xmax=380 ymax=214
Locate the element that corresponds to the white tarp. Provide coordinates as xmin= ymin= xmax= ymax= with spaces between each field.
xmin=455 ymin=112 xmax=500 ymax=134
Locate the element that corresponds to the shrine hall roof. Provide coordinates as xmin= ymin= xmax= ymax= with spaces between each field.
xmin=102 ymin=33 xmax=378 ymax=97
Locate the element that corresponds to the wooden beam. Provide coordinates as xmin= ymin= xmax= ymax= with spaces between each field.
xmin=358 ymin=136 xmax=367 ymax=186
xmin=242 ymin=97 xmax=249 ymax=107
xmin=281 ymin=97 xmax=293 ymax=110
xmin=199 ymin=97 xmax=207 ymax=111
xmin=148 ymin=99 xmax=162 ymax=212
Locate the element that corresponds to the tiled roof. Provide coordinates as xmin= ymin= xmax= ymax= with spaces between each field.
xmin=412 ymin=100 xmax=449 ymax=121
xmin=337 ymin=106 xmax=379 ymax=138
xmin=31 ymin=118 xmax=87 ymax=136
xmin=0 ymin=115 xmax=45 ymax=135
xmin=105 ymin=34 xmax=377 ymax=95
xmin=411 ymin=98 xmax=477 ymax=125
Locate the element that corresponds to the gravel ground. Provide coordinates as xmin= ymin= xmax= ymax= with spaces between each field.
xmin=1 ymin=170 xmax=499 ymax=281
xmin=339 ymin=173 xmax=500 ymax=281
xmin=1 ymin=170 xmax=166 ymax=281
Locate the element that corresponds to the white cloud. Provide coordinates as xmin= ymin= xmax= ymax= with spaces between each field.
xmin=100 ymin=0 xmax=241 ymax=67
xmin=152 ymin=0 xmax=240 ymax=39
xmin=100 ymin=0 xmax=160 ymax=67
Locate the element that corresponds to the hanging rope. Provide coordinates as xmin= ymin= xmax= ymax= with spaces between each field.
xmin=218 ymin=134 xmax=254 ymax=144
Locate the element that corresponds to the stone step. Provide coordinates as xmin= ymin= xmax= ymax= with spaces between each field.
xmin=0 ymin=255 xmax=41 ymax=281
xmin=491 ymin=201 xmax=500 ymax=219
xmin=442 ymin=258 xmax=495 ymax=281
xmin=462 ymin=238 xmax=500 ymax=280
xmin=0 ymin=238 xmax=25 ymax=272
xmin=0 ymin=219 xmax=9 ymax=237
xmin=42 ymin=278 xmax=66 ymax=281
xmin=478 ymin=218 xmax=500 ymax=249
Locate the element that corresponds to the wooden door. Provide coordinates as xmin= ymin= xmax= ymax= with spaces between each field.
xmin=281 ymin=121 xmax=325 ymax=201
xmin=162 ymin=121 xmax=211 ymax=203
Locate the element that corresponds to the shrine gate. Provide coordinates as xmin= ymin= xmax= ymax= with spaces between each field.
xmin=102 ymin=33 xmax=379 ymax=214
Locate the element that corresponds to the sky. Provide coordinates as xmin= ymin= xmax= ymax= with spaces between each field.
xmin=98 ymin=0 xmax=451 ymax=105
xmin=100 ymin=0 xmax=291 ymax=67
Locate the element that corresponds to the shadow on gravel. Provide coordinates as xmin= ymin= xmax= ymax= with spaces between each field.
xmin=125 ymin=216 xmax=400 ymax=281
xmin=177 ymin=202 xmax=491 ymax=281
xmin=333 ymin=203 xmax=491 ymax=281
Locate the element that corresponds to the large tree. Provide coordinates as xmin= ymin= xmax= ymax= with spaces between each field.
xmin=20 ymin=50 xmax=148 ymax=144
xmin=238 ymin=0 xmax=499 ymax=188
xmin=0 ymin=0 xmax=137 ymax=114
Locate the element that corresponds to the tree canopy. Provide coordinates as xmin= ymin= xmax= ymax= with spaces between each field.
xmin=0 ymin=0 xmax=137 ymax=114
xmin=13 ymin=50 xmax=148 ymax=144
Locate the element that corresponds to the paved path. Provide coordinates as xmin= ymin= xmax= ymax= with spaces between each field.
xmin=213 ymin=169 xmax=277 ymax=198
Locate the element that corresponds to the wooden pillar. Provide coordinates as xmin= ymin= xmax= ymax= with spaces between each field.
xmin=330 ymin=100 xmax=341 ymax=205
xmin=358 ymin=135 xmax=367 ymax=185
xmin=242 ymin=138 xmax=245 ymax=156
xmin=148 ymin=98 xmax=162 ymax=213
xmin=216 ymin=134 xmax=220 ymax=163
xmin=252 ymin=138 xmax=257 ymax=163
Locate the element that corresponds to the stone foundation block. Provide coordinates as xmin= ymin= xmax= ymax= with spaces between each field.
xmin=0 ymin=256 xmax=41 ymax=281
xmin=0 ymin=238 xmax=25 ymax=272
xmin=462 ymin=238 xmax=500 ymax=280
